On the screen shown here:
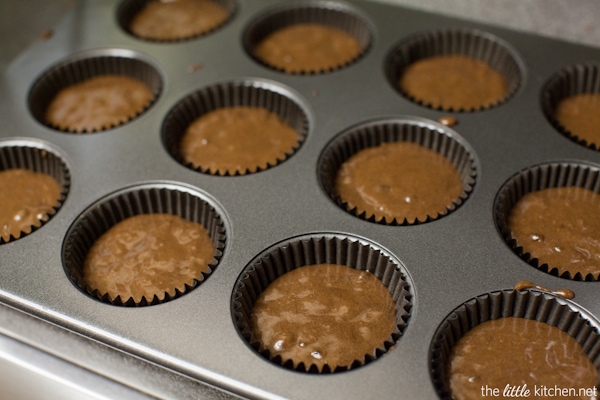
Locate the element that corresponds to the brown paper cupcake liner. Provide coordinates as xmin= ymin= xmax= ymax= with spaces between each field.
xmin=319 ymin=117 xmax=477 ymax=225
xmin=385 ymin=28 xmax=522 ymax=112
xmin=62 ymin=183 xmax=226 ymax=307
xmin=231 ymin=233 xmax=412 ymax=373
xmin=28 ymin=49 xmax=162 ymax=133
xmin=162 ymin=80 xmax=309 ymax=176
xmin=243 ymin=0 xmax=372 ymax=75
xmin=117 ymin=0 xmax=236 ymax=43
xmin=495 ymin=161 xmax=600 ymax=281
xmin=541 ymin=63 xmax=600 ymax=151
xmin=429 ymin=289 xmax=600 ymax=399
xmin=0 ymin=140 xmax=70 ymax=244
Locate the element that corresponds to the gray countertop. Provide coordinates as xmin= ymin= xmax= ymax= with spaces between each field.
xmin=377 ymin=0 xmax=600 ymax=48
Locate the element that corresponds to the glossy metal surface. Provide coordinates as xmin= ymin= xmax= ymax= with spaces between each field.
xmin=1 ymin=1 xmax=599 ymax=399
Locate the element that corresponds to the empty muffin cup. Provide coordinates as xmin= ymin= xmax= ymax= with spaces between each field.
xmin=386 ymin=28 xmax=521 ymax=112
xmin=430 ymin=289 xmax=600 ymax=399
xmin=243 ymin=1 xmax=372 ymax=75
xmin=0 ymin=139 xmax=70 ymax=244
xmin=117 ymin=0 xmax=236 ymax=42
xmin=62 ymin=183 xmax=226 ymax=307
xmin=231 ymin=233 xmax=412 ymax=373
xmin=495 ymin=162 xmax=600 ymax=281
xmin=319 ymin=117 xmax=477 ymax=225
xmin=28 ymin=49 xmax=162 ymax=133
xmin=541 ymin=63 xmax=600 ymax=151
xmin=162 ymin=80 xmax=309 ymax=176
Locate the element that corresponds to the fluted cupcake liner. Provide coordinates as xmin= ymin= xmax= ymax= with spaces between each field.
xmin=231 ymin=233 xmax=412 ymax=373
xmin=243 ymin=0 xmax=372 ymax=75
xmin=162 ymin=80 xmax=309 ymax=176
xmin=62 ymin=183 xmax=226 ymax=307
xmin=429 ymin=289 xmax=600 ymax=399
xmin=117 ymin=0 xmax=236 ymax=42
xmin=386 ymin=28 xmax=522 ymax=112
xmin=28 ymin=49 xmax=162 ymax=133
xmin=495 ymin=162 xmax=600 ymax=281
xmin=541 ymin=63 xmax=600 ymax=151
xmin=0 ymin=139 xmax=70 ymax=244
xmin=319 ymin=117 xmax=477 ymax=225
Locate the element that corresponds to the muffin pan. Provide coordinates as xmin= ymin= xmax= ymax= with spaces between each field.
xmin=1 ymin=0 xmax=600 ymax=399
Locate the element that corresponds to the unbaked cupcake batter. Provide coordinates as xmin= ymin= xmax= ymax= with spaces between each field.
xmin=513 ymin=280 xmax=574 ymax=300
xmin=129 ymin=0 xmax=229 ymax=40
xmin=45 ymin=75 xmax=153 ymax=132
xmin=334 ymin=141 xmax=463 ymax=223
xmin=180 ymin=106 xmax=298 ymax=175
xmin=508 ymin=187 xmax=600 ymax=279
xmin=250 ymin=264 xmax=396 ymax=371
xmin=399 ymin=54 xmax=508 ymax=110
xmin=83 ymin=214 xmax=214 ymax=303
xmin=254 ymin=23 xmax=361 ymax=73
xmin=449 ymin=317 xmax=598 ymax=400
xmin=554 ymin=93 xmax=600 ymax=146
xmin=0 ymin=169 xmax=61 ymax=241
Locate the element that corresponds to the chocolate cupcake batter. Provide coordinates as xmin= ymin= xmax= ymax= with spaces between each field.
xmin=129 ymin=0 xmax=229 ymax=41
xmin=449 ymin=317 xmax=598 ymax=400
xmin=399 ymin=55 xmax=508 ymax=110
xmin=513 ymin=280 xmax=575 ymax=300
xmin=555 ymin=93 xmax=600 ymax=146
xmin=334 ymin=142 xmax=463 ymax=223
xmin=0 ymin=169 xmax=61 ymax=241
xmin=254 ymin=23 xmax=361 ymax=73
xmin=45 ymin=75 xmax=153 ymax=133
xmin=508 ymin=187 xmax=600 ymax=279
xmin=180 ymin=106 xmax=298 ymax=175
xmin=83 ymin=214 xmax=214 ymax=303
xmin=250 ymin=264 xmax=396 ymax=371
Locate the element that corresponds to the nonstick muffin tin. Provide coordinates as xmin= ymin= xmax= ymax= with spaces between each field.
xmin=1 ymin=0 xmax=600 ymax=398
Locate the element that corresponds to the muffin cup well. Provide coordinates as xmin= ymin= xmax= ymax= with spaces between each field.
xmin=117 ymin=0 xmax=236 ymax=42
xmin=0 ymin=139 xmax=70 ymax=244
xmin=319 ymin=117 xmax=477 ymax=225
xmin=62 ymin=183 xmax=226 ymax=307
xmin=28 ymin=49 xmax=162 ymax=133
xmin=541 ymin=63 xmax=600 ymax=150
xmin=162 ymin=80 xmax=309 ymax=176
xmin=231 ymin=233 xmax=412 ymax=373
xmin=385 ymin=28 xmax=522 ymax=112
xmin=243 ymin=0 xmax=372 ymax=75
xmin=429 ymin=289 xmax=600 ymax=399
xmin=495 ymin=161 xmax=600 ymax=281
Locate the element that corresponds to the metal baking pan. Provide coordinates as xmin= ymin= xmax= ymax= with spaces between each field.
xmin=1 ymin=0 xmax=599 ymax=398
